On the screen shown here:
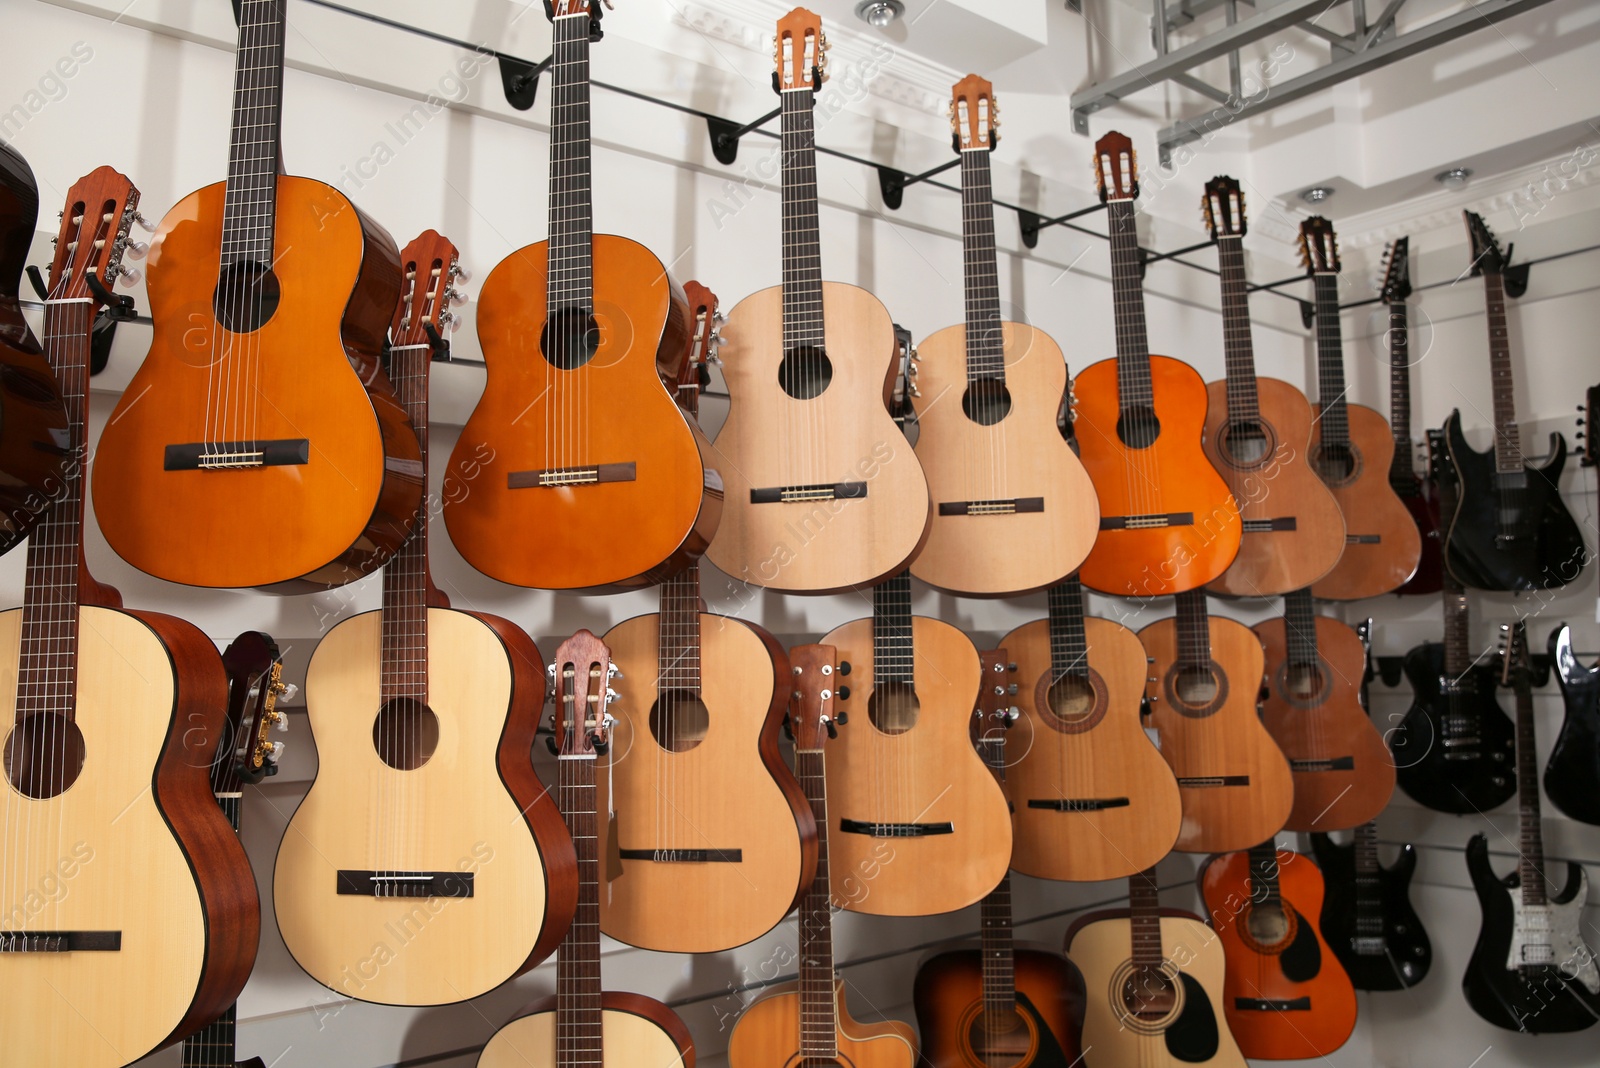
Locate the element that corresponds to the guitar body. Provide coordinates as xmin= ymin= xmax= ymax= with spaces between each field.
xmin=1074 ymin=354 xmax=1240 ymax=597
xmin=910 ymin=321 xmax=1098 ymax=595
xmin=1000 ymin=615 xmax=1181 ymax=881
xmin=1200 ymin=850 xmax=1357 ymax=1059
xmin=1463 ymin=833 xmax=1600 ymax=1032
xmin=1443 ymin=411 xmax=1587 ymax=591
xmin=819 ymin=616 xmax=1011 ymax=914
xmin=598 ymin=611 xmax=813 ymax=952
xmin=1391 ymin=643 xmax=1515 ymax=814
xmin=274 ymin=607 xmax=575 ymax=1005
xmin=728 ymin=979 xmax=917 ymax=1068
xmin=1394 ymin=474 xmax=1445 ymax=595
xmin=1203 ymin=377 xmax=1345 ymax=597
xmin=914 ymin=943 xmax=1085 ymax=1067
xmin=1138 ymin=614 xmax=1292 ymax=853
xmin=1309 ymin=833 xmax=1431 ymax=991
xmin=1545 ymin=626 xmax=1600 ymax=825
xmin=478 ymin=991 xmax=693 ymax=1067
xmin=445 ymin=234 xmax=718 ymax=591
xmin=707 ymin=282 xmax=930 ymax=593
xmin=1308 ymin=402 xmax=1421 ymax=600
xmin=92 ymin=176 xmax=422 ymax=591
xmin=1254 ymin=615 xmax=1394 ymax=831
xmin=0 ymin=605 xmax=258 ymax=1067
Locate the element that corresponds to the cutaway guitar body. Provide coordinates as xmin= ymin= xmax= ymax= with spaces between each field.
xmin=478 ymin=992 xmax=693 ymax=1068
xmin=1310 ymin=829 xmax=1431 ymax=991
xmin=728 ymin=979 xmax=917 ymax=1068
xmin=915 ymin=945 xmax=1085 ymax=1067
xmin=1391 ymin=643 xmax=1515 ymax=814
xmin=1307 ymin=403 xmax=1420 ymax=600
xmin=1545 ymin=624 xmax=1600 ymax=826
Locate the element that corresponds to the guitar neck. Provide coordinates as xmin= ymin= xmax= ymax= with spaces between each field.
xmin=975 ymin=729 xmax=1017 ymax=1016
xmin=1351 ymin=821 xmax=1383 ymax=925
xmin=1283 ymin=588 xmax=1321 ymax=669
xmin=557 ymin=749 xmax=604 ymax=1061
xmin=780 ymin=84 xmax=824 ymax=352
xmin=1312 ymin=273 xmax=1349 ymax=447
xmin=959 ymin=145 xmax=1004 ymax=384
xmin=222 ymin=0 xmax=287 ymax=267
xmin=1105 ymin=198 xmax=1154 ymax=412
xmin=1128 ymin=867 xmax=1165 ymax=972
xmin=381 ymin=307 xmax=432 ymax=707
xmin=1442 ymin=585 xmax=1471 ymax=677
xmin=1387 ymin=299 xmax=1415 ymax=482
xmin=181 ymin=1003 xmax=239 ymax=1068
xmin=657 ymin=560 xmax=702 ymax=694
xmin=1215 ymin=235 xmax=1261 ymax=423
xmin=873 ymin=571 xmax=915 ymax=686
xmin=1173 ymin=589 xmax=1212 ymax=670
xmin=1247 ymin=841 xmax=1283 ymax=910
xmin=1481 ymin=272 xmax=1522 ymax=473
xmin=1512 ymin=675 xmax=1546 ymax=905
xmin=548 ymin=8 xmax=595 ymax=317
xmin=1046 ymin=573 xmax=1091 ymax=682
xmin=793 ymin=748 xmax=839 ymax=1057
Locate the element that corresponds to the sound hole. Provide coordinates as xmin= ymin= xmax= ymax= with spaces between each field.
xmin=1122 ymin=966 xmax=1178 ymax=1019
xmin=1174 ymin=665 xmax=1219 ymax=706
xmin=649 ymin=690 xmax=710 ymax=753
xmin=1116 ymin=405 xmax=1161 ymax=449
xmin=778 ymin=345 xmax=833 ymax=400
xmin=1315 ymin=442 xmax=1357 ymax=483
xmin=1223 ymin=421 xmax=1269 ymax=465
xmin=1285 ymin=662 xmax=1325 ymax=701
xmin=968 ymin=1007 xmax=1031 ymax=1066
xmin=372 ymin=698 xmax=440 ymax=771
xmin=1247 ymin=903 xmax=1291 ymax=947
xmin=962 ymin=378 xmax=1012 ymax=426
xmin=869 ymin=681 xmax=919 ymax=735
xmin=213 ymin=260 xmax=282 ymax=333
xmin=1048 ymin=673 xmax=1096 ymax=725
xmin=540 ymin=306 xmax=600 ymax=370
xmin=4 ymin=713 xmax=87 ymax=799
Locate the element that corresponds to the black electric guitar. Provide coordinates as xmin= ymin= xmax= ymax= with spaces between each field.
xmin=1542 ymin=622 xmax=1600 ymax=826
xmin=1310 ymin=822 xmax=1432 ymax=991
xmin=1442 ymin=213 xmax=1586 ymax=591
xmin=1463 ymin=622 xmax=1600 ymax=1033
xmin=1380 ymin=238 xmax=1445 ymax=596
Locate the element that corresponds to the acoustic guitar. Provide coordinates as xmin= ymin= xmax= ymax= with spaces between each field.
xmin=819 ymin=571 xmax=1012 ymax=915
xmin=727 ymin=644 xmax=917 ymax=1068
xmin=1442 ymin=212 xmax=1586 ymax=592
xmin=1139 ymin=590 xmax=1292 ymax=853
xmin=1065 ymin=867 xmax=1245 ymax=1068
xmin=0 ymin=167 xmax=259 ymax=1068
xmin=92 ymin=0 xmax=422 ymax=591
xmin=1254 ymin=589 xmax=1393 ymax=832
xmin=478 ymin=631 xmax=694 ymax=1067
xmin=1299 ymin=217 xmax=1421 ymax=600
xmin=444 ymin=0 xmax=718 ymax=593
xmin=1200 ymin=176 xmax=1344 ymax=597
xmin=1463 ymin=622 xmax=1600 ymax=1033
xmin=1545 ymin=623 xmax=1600 ymax=825
xmin=999 ymin=573 xmax=1181 ymax=881
xmin=1310 ymin=822 xmax=1432 ymax=991
xmin=705 ymin=7 xmax=930 ymax=594
xmin=1074 ymin=132 xmax=1240 ymax=597
xmin=1199 ymin=842 xmax=1357 ymax=1059
xmin=909 ymin=75 xmax=1098 ymax=596
xmin=913 ymin=650 xmax=1086 ymax=1067
xmin=275 ymin=231 xmax=577 ymax=1006
xmin=598 ymin=282 xmax=816 ymax=954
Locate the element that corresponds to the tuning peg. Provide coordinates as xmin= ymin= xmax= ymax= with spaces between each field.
xmin=836 ymin=685 xmax=850 ymax=701
xmin=272 ymin=710 xmax=289 ymax=733
xmin=122 ymin=238 xmax=148 ymax=260
xmin=1006 ymin=683 xmax=1019 ymax=696
xmin=446 ymin=286 xmax=469 ymax=307
xmin=605 ymin=688 xmax=620 ymax=704
xmin=450 ymin=264 xmax=472 ymax=283
xmin=278 ymin=682 xmax=300 ymax=704
xmin=267 ymin=741 xmax=286 ymax=763
xmin=834 ymin=709 xmax=848 ymax=725
xmin=547 ymin=663 xmax=559 ymax=677
xmin=132 ymin=212 xmax=156 ymax=233
xmin=115 ymin=264 xmax=141 ymax=288
xmin=838 ymin=661 xmax=851 ymax=676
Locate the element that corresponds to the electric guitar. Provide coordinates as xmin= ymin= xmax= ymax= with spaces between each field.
xmin=1310 ymin=822 xmax=1432 ymax=991
xmin=92 ymin=0 xmax=422 ymax=591
xmin=599 ymin=282 xmax=816 ymax=953
xmin=727 ymin=644 xmax=917 ymax=1068
xmin=478 ymin=631 xmax=694 ymax=1067
xmin=445 ymin=0 xmax=719 ymax=592
xmin=1299 ymin=216 xmax=1421 ymax=599
xmin=1463 ymin=622 xmax=1600 ymax=1033
xmin=1545 ymin=624 xmax=1600 ymax=826
xmin=1199 ymin=176 xmax=1345 ymax=597
xmin=909 ymin=74 xmax=1098 ymax=596
xmin=705 ymin=7 xmax=930 ymax=594
xmin=1138 ymin=590 xmax=1292 ymax=853
xmin=275 ymin=231 xmax=577 ymax=1006
xmin=1442 ymin=212 xmax=1586 ymax=591
xmin=1073 ymin=132 xmax=1240 ymax=597
xmin=0 ymin=167 xmax=259 ymax=1068
xmin=1199 ymin=842 xmax=1357 ymax=1059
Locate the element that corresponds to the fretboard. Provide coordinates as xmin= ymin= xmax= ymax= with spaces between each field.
xmin=1247 ymin=841 xmax=1283 ymax=909
xmin=959 ymin=145 xmax=1004 ymax=383
xmin=547 ymin=9 xmax=595 ymax=319
xmin=1512 ymin=672 xmax=1546 ymax=905
xmin=873 ymin=571 xmax=915 ymax=686
xmin=181 ymin=1002 xmax=238 ymax=1068
xmin=975 ymin=730 xmax=1017 ymax=1018
xmin=379 ymin=322 xmax=432 ymax=706
xmin=1128 ymin=867 xmax=1164 ymax=970
xmin=1283 ymin=588 xmax=1320 ymax=669
xmin=1173 ymin=589 xmax=1212 ymax=670
xmin=1046 ymin=572 xmax=1091 ymax=682
xmin=1387 ymin=300 xmax=1415 ymax=483
xmin=1350 ymin=821 xmax=1384 ymax=941
xmin=1481 ymin=272 xmax=1522 ymax=473
xmin=793 ymin=748 xmax=839 ymax=1057
xmin=557 ymin=750 xmax=603 ymax=1061
xmin=1106 ymin=199 xmax=1154 ymax=411
xmin=657 ymin=560 xmax=702 ymax=693
xmin=780 ymin=84 xmax=824 ymax=351
xmin=221 ymin=0 xmax=286 ymax=266
xmin=1215 ymin=235 xmax=1261 ymax=423
xmin=1312 ymin=273 xmax=1349 ymax=448
xmin=1441 ymin=585 xmax=1470 ymax=678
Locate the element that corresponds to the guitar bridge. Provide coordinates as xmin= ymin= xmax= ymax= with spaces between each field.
xmin=1175 ymin=775 xmax=1250 ymax=788
xmin=1100 ymin=512 xmax=1194 ymax=530
xmin=617 ymin=848 xmax=743 ymax=863
xmin=1027 ymin=797 xmax=1130 ymax=812
xmin=0 ymin=930 xmax=121 ymax=952
xmin=838 ymin=819 xmax=953 ymax=838
xmin=508 ymin=462 xmax=637 ymax=489
xmin=164 ymin=439 xmax=309 ymax=470
xmin=1288 ymin=756 xmax=1356 ymax=772
xmin=336 ymin=870 xmax=475 ymax=898
xmin=938 ymin=497 xmax=1044 ymax=516
xmin=1235 ymin=997 xmax=1310 ymax=1012
xmin=1241 ymin=517 xmax=1297 ymax=533
xmin=750 ymin=481 xmax=867 ymax=504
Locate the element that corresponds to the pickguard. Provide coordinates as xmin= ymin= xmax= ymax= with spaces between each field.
xmin=1165 ymin=973 xmax=1221 ymax=1063
xmin=1505 ymin=871 xmax=1600 ymax=994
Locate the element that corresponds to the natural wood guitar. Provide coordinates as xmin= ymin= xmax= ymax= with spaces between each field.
xmin=0 ymin=168 xmax=258 ymax=1068
xmin=910 ymin=75 xmax=1097 ymax=596
xmin=1199 ymin=176 xmax=1344 ymax=597
xmin=92 ymin=0 xmax=421 ymax=591
xmin=275 ymin=232 xmax=576 ymax=1006
xmin=705 ymin=7 xmax=930 ymax=594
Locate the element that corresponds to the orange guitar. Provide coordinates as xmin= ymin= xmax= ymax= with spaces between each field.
xmin=1073 ymin=132 xmax=1240 ymax=597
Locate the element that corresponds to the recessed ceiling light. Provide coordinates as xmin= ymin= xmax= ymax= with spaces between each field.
xmin=855 ymin=0 xmax=905 ymax=28
xmin=1435 ymin=167 xmax=1473 ymax=190
xmin=1299 ymin=186 xmax=1334 ymax=204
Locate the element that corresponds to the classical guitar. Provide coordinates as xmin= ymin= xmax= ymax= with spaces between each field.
xmin=1463 ymin=623 xmax=1600 ymax=1033
xmin=92 ymin=0 xmax=421 ymax=591
xmin=1442 ymin=212 xmax=1586 ymax=591
xmin=819 ymin=571 xmax=1012 ymax=915
xmin=1255 ymin=588 xmax=1393 ymax=831
xmin=705 ymin=7 xmax=930 ymax=594
xmin=909 ymin=74 xmax=1098 ymax=596
xmin=1199 ymin=842 xmax=1357 ymax=1059
xmin=1379 ymin=238 xmax=1446 ymax=596
xmin=1545 ymin=623 xmax=1600 ymax=826
xmin=478 ymin=632 xmax=694 ymax=1067
xmin=445 ymin=0 xmax=718 ymax=593
xmin=1309 ymin=822 xmax=1432 ymax=991
xmin=0 ymin=167 xmax=258 ymax=1068
xmin=1065 ymin=867 xmax=1245 ymax=1068
xmin=999 ymin=572 xmax=1180 ymax=881
xmin=1074 ymin=132 xmax=1240 ymax=597
xmin=727 ymin=644 xmax=917 ymax=1068
xmin=0 ymin=140 xmax=68 ymax=556
xmin=913 ymin=650 xmax=1086 ymax=1067
xmin=598 ymin=282 xmax=816 ymax=954
xmin=1299 ymin=217 xmax=1421 ymax=600
xmin=1138 ymin=590 xmax=1292 ymax=853
xmin=275 ymin=231 xmax=576 ymax=1006
xmin=1199 ymin=176 xmax=1344 ymax=597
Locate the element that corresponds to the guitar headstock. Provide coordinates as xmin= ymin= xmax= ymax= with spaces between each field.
xmin=546 ymin=0 xmax=601 ymax=35
xmin=391 ymin=230 xmax=462 ymax=353
xmin=550 ymin=630 xmax=617 ymax=758
xmin=972 ymin=649 xmax=1019 ymax=777
xmin=1378 ymin=237 xmax=1411 ymax=301
xmin=787 ymin=644 xmax=842 ymax=751
xmin=219 ymin=631 xmax=290 ymax=792
xmin=950 ymin=74 xmax=997 ymax=153
xmin=677 ymin=280 xmax=720 ymax=418
xmin=46 ymin=166 xmax=140 ymax=308
xmin=1464 ymin=211 xmax=1509 ymax=276
xmin=1581 ymin=383 xmax=1598 ymax=468
xmin=1202 ymin=176 xmax=1246 ymax=242
xmin=1093 ymin=131 xmax=1138 ymax=204
xmin=1297 ymin=216 xmax=1341 ymax=275
xmin=775 ymin=8 xmax=827 ymax=93
xmin=1497 ymin=621 xmax=1531 ymax=691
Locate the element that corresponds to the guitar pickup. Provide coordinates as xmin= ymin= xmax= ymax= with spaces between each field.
xmin=336 ymin=870 xmax=475 ymax=898
xmin=508 ymin=462 xmax=636 ymax=489
xmin=164 ymin=439 xmax=309 ymax=470
xmin=1027 ymin=797 xmax=1130 ymax=812
xmin=1175 ymin=775 xmax=1250 ymax=788
xmin=1241 ymin=517 xmax=1297 ymax=533
xmin=1350 ymin=936 xmax=1387 ymax=956
xmin=0 ymin=930 xmax=121 ymax=952
xmin=938 ymin=497 xmax=1044 ymax=517
xmin=839 ymin=819 xmax=953 ymax=838
xmin=751 ymin=481 xmax=867 ymax=504
xmin=1345 ymin=534 xmax=1382 ymax=545
xmin=617 ymin=848 xmax=743 ymax=863
xmin=1235 ymin=997 xmax=1310 ymax=1012
xmin=1100 ymin=512 xmax=1194 ymax=530
xmin=1288 ymin=756 xmax=1356 ymax=772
